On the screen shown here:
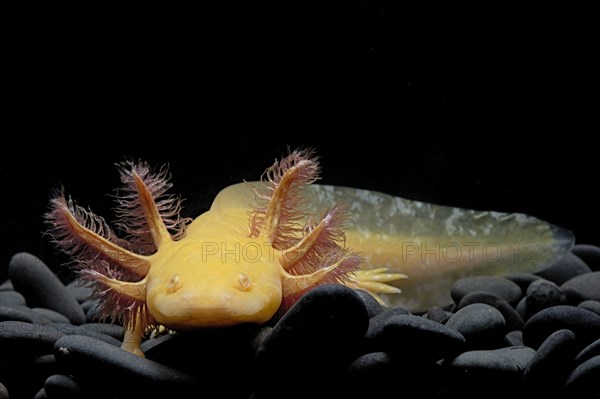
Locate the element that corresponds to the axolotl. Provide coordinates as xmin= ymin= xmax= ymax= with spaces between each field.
xmin=46 ymin=149 xmax=573 ymax=356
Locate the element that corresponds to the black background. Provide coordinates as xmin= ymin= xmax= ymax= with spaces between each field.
xmin=2 ymin=3 xmax=596 ymax=282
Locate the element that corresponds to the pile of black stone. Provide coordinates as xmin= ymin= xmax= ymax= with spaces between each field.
xmin=1 ymin=247 xmax=598 ymax=399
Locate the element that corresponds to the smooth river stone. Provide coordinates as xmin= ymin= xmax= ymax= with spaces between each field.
xmin=457 ymin=291 xmax=524 ymax=331
xmin=354 ymin=289 xmax=385 ymax=318
xmin=525 ymin=279 xmax=567 ymax=318
xmin=578 ymin=300 xmax=600 ymax=316
xmin=255 ymin=285 xmax=369 ymax=396
xmin=451 ymin=276 xmax=522 ymax=306
xmin=535 ymin=252 xmax=591 ymax=285
xmin=257 ymin=285 xmax=369 ymax=367
xmin=504 ymin=272 xmax=541 ymax=292
xmin=32 ymin=308 xmax=71 ymax=324
xmin=0 ymin=306 xmax=34 ymax=323
xmin=65 ymin=280 xmax=93 ymax=303
xmin=381 ymin=314 xmax=466 ymax=359
xmin=574 ymin=338 xmax=600 ymax=367
xmin=561 ymin=272 xmax=600 ymax=303
xmin=445 ymin=303 xmax=506 ymax=348
xmin=571 ymin=244 xmax=600 ymax=271
xmin=449 ymin=346 xmax=535 ymax=374
xmin=5 ymin=305 xmax=52 ymax=324
xmin=0 ymin=291 xmax=27 ymax=306
xmin=53 ymin=335 xmax=198 ymax=397
xmin=523 ymin=305 xmax=600 ymax=350
xmin=363 ymin=307 xmax=411 ymax=352
xmin=522 ymin=329 xmax=578 ymax=392
xmin=44 ymin=374 xmax=83 ymax=398
xmin=562 ymin=355 xmax=600 ymax=397
xmin=142 ymin=323 xmax=269 ymax=399
xmin=48 ymin=323 xmax=122 ymax=346
xmin=8 ymin=253 xmax=85 ymax=324
xmin=504 ymin=330 xmax=523 ymax=347
xmin=425 ymin=306 xmax=452 ymax=323
xmin=80 ymin=323 xmax=125 ymax=340
xmin=0 ymin=321 xmax=65 ymax=359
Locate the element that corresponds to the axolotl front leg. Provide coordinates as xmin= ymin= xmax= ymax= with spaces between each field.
xmin=46 ymin=163 xmax=189 ymax=356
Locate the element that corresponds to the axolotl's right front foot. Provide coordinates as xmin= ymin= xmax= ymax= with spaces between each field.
xmin=346 ymin=268 xmax=407 ymax=305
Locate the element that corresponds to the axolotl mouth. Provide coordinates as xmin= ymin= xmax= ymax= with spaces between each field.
xmin=148 ymin=287 xmax=280 ymax=328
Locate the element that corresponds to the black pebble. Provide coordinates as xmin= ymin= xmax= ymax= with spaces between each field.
xmin=79 ymin=300 xmax=97 ymax=313
xmin=445 ymin=303 xmax=506 ymax=348
xmin=353 ymin=289 xmax=384 ymax=318
xmin=449 ymin=346 xmax=535 ymax=373
xmin=7 ymin=305 xmax=53 ymax=324
xmin=516 ymin=297 xmax=527 ymax=320
xmin=65 ymin=280 xmax=93 ymax=303
xmin=525 ymin=279 xmax=567 ymax=318
xmin=0 ymin=280 xmax=13 ymax=291
xmin=523 ymin=329 xmax=578 ymax=392
xmin=458 ymin=291 xmax=524 ymax=331
xmin=0 ymin=383 xmax=8 ymax=399
xmin=0 ymin=306 xmax=34 ymax=323
xmin=504 ymin=272 xmax=541 ymax=292
xmin=345 ymin=351 xmax=450 ymax=398
xmin=562 ymin=355 xmax=600 ymax=398
xmin=449 ymin=346 xmax=535 ymax=395
xmin=363 ymin=307 xmax=410 ymax=351
xmin=141 ymin=323 xmax=269 ymax=399
xmin=535 ymin=252 xmax=592 ymax=285
xmin=425 ymin=306 xmax=451 ymax=323
xmin=44 ymin=374 xmax=83 ymax=398
xmin=80 ymin=323 xmax=124 ymax=340
xmin=8 ymin=253 xmax=85 ymax=325
xmin=0 ymin=321 xmax=65 ymax=359
xmin=578 ymin=300 xmax=600 ymax=316
xmin=561 ymin=271 xmax=600 ymax=303
xmin=53 ymin=335 xmax=198 ymax=397
xmin=451 ymin=276 xmax=522 ymax=306
xmin=48 ymin=323 xmax=122 ymax=346
xmin=31 ymin=354 xmax=58 ymax=379
xmin=504 ymin=330 xmax=523 ymax=346
xmin=574 ymin=338 xmax=600 ymax=367
xmin=33 ymin=308 xmax=71 ymax=324
xmin=257 ymin=285 xmax=368 ymax=363
xmin=0 ymin=291 xmax=27 ymax=306
xmin=382 ymin=314 xmax=466 ymax=359
xmin=255 ymin=285 xmax=369 ymax=394
xmin=85 ymin=302 xmax=101 ymax=323
xmin=572 ymin=244 xmax=600 ymax=271
xmin=345 ymin=351 xmax=394 ymax=380
xmin=523 ymin=305 xmax=600 ymax=350
xmin=33 ymin=388 xmax=47 ymax=399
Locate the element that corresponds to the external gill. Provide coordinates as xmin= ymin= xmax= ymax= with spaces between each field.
xmin=249 ymin=149 xmax=402 ymax=309
xmin=46 ymin=164 xmax=185 ymax=356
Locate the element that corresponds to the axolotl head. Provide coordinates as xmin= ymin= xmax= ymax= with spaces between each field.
xmin=145 ymin=243 xmax=283 ymax=329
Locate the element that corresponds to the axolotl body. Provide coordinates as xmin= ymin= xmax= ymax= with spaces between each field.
xmin=46 ymin=149 xmax=572 ymax=356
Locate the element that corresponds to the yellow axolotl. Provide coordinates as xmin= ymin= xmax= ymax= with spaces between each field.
xmin=45 ymin=149 xmax=573 ymax=356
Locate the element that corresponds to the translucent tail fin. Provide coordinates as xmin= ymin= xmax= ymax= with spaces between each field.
xmin=305 ymin=184 xmax=574 ymax=311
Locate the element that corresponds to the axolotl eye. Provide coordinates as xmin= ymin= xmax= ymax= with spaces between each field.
xmin=237 ymin=273 xmax=252 ymax=291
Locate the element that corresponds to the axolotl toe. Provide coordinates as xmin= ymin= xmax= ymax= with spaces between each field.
xmin=45 ymin=149 xmax=573 ymax=356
